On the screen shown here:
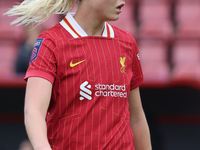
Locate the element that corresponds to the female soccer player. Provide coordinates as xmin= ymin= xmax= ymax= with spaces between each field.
xmin=6 ymin=0 xmax=152 ymax=149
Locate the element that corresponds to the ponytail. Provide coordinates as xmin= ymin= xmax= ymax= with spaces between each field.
xmin=5 ymin=0 xmax=79 ymax=26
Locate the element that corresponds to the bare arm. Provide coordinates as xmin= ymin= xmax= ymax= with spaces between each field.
xmin=128 ymin=87 xmax=152 ymax=150
xmin=24 ymin=77 xmax=52 ymax=150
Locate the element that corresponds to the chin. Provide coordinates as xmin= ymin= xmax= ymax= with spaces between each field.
xmin=112 ymin=17 xmax=120 ymax=21
xmin=107 ymin=16 xmax=120 ymax=21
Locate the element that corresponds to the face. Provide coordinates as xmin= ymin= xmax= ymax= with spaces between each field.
xmin=81 ymin=0 xmax=125 ymax=21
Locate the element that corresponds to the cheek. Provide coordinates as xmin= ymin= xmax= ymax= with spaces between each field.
xmin=93 ymin=0 xmax=112 ymax=10
xmin=89 ymin=1 xmax=103 ymax=11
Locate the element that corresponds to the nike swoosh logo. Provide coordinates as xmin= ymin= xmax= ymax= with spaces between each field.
xmin=70 ymin=59 xmax=86 ymax=67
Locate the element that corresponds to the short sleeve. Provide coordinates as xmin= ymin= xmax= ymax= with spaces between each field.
xmin=130 ymin=39 xmax=144 ymax=90
xmin=24 ymin=32 xmax=57 ymax=84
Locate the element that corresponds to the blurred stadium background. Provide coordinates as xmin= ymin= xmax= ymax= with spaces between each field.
xmin=0 ymin=0 xmax=200 ymax=149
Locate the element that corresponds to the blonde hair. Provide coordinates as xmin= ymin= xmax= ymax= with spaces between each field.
xmin=5 ymin=0 xmax=80 ymax=26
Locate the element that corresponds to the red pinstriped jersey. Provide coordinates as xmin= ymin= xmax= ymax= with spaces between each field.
xmin=25 ymin=13 xmax=143 ymax=150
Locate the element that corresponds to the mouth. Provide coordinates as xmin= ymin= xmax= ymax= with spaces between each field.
xmin=116 ymin=3 xmax=125 ymax=11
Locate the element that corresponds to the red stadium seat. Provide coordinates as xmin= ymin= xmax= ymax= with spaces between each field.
xmin=139 ymin=40 xmax=168 ymax=62
xmin=0 ymin=41 xmax=18 ymax=74
xmin=171 ymin=40 xmax=200 ymax=87
xmin=176 ymin=22 xmax=200 ymax=39
xmin=175 ymin=3 xmax=200 ymax=23
xmin=0 ymin=4 xmax=25 ymax=43
xmin=0 ymin=24 xmax=25 ymax=43
xmin=138 ymin=40 xmax=170 ymax=83
xmin=138 ymin=3 xmax=171 ymax=22
xmin=141 ymin=62 xmax=170 ymax=84
xmin=138 ymin=3 xmax=173 ymax=42
xmin=140 ymin=0 xmax=172 ymax=4
xmin=138 ymin=20 xmax=174 ymax=42
xmin=171 ymin=63 xmax=200 ymax=88
xmin=175 ymin=3 xmax=200 ymax=39
xmin=176 ymin=0 xmax=200 ymax=4
xmin=172 ymin=40 xmax=200 ymax=64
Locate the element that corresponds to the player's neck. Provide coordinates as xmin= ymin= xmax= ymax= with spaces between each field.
xmin=73 ymin=7 xmax=105 ymax=37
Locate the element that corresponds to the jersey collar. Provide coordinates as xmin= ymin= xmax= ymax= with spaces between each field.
xmin=60 ymin=13 xmax=115 ymax=38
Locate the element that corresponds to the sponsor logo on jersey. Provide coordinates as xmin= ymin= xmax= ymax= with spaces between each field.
xmin=80 ymin=81 xmax=92 ymax=100
xmin=95 ymin=83 xmax=127 ymax=98
xmin=30 ymin=38 xmax=44 ymax=63
xmin=120 ymin=57 xmax=126 ymax=74
xmin=80 ymin=81 xmax=127 ymax=100
xmin=70 ymin=59 xmax=86 ymax=67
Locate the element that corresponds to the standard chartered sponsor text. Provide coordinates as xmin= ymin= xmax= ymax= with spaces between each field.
xmin=95 ymin=83 xmax=127 ymax=98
